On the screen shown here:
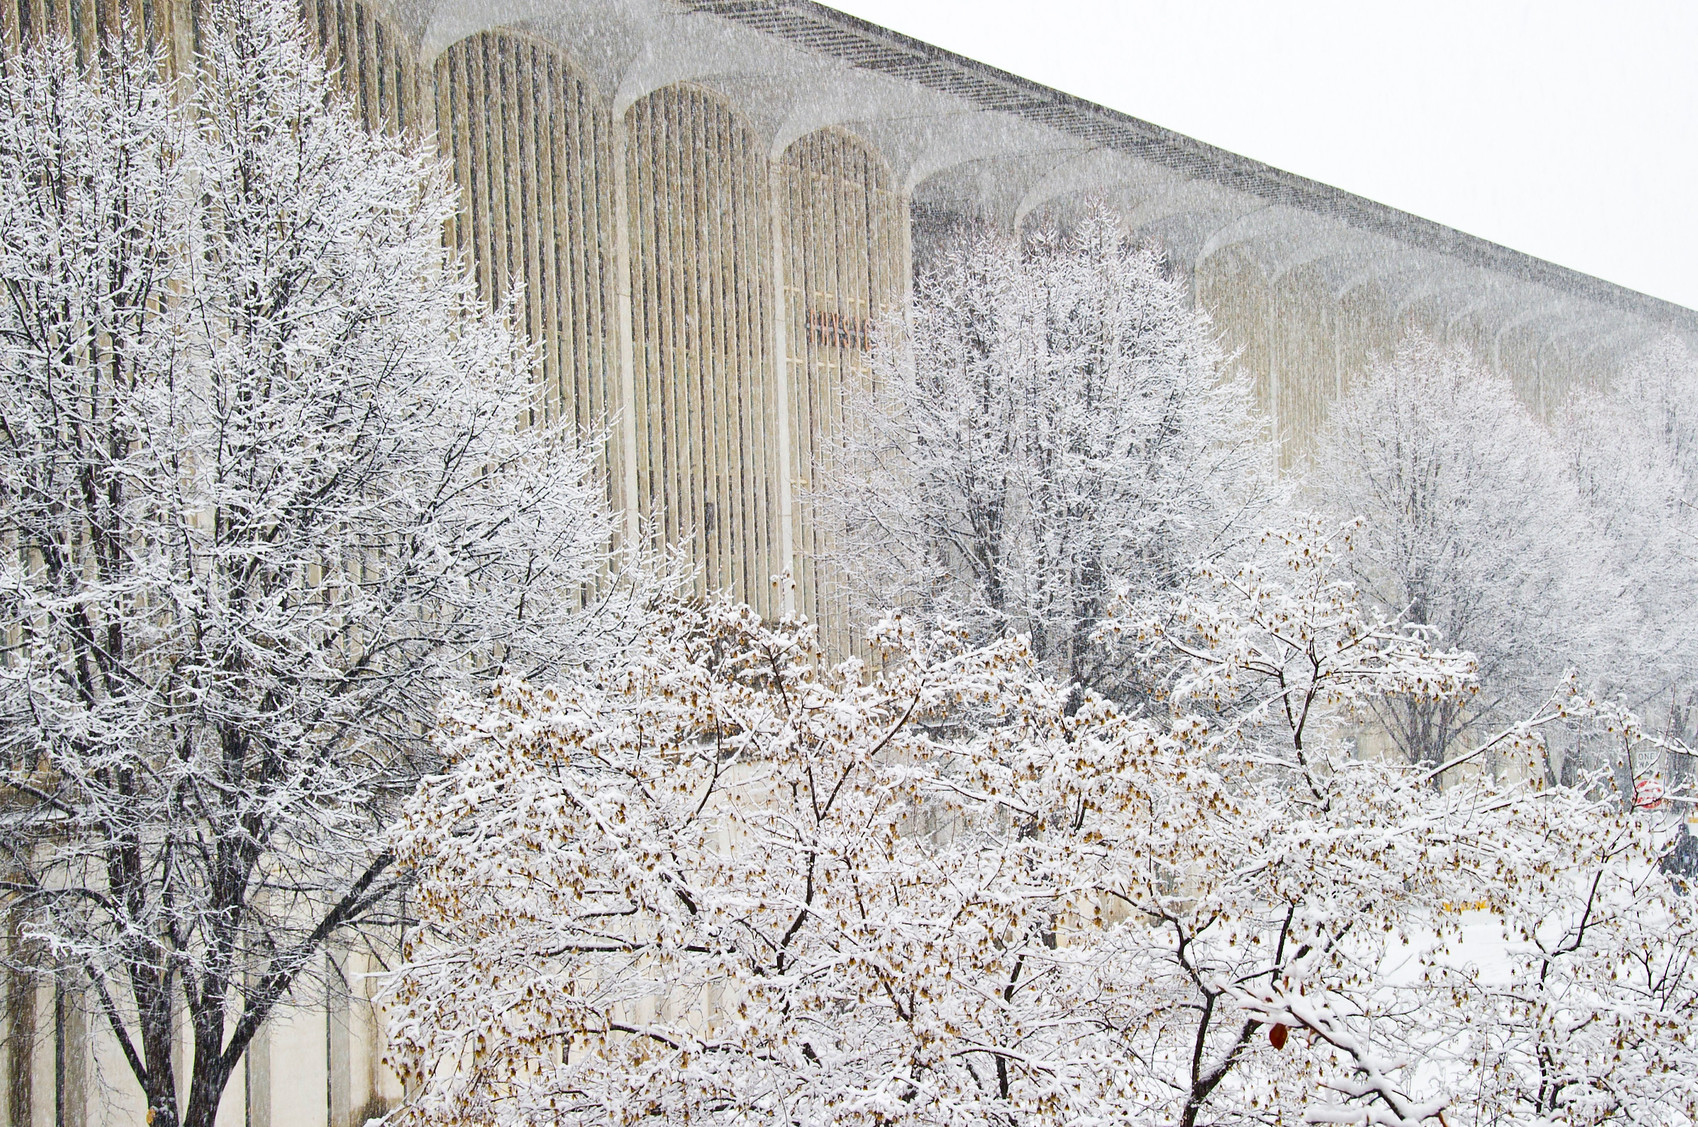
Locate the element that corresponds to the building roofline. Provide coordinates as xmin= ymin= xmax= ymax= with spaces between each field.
xmin=680 ymin=0 xmax=1696 ymax=332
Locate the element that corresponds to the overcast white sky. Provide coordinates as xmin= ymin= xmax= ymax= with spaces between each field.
xmin=829 ymin=0 xmax=1698 ymax=312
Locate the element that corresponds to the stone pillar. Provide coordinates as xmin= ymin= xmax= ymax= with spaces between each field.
xmin=51 ymin=983 xmax=84 ymax=1127
xmin=245 ymin=1015 xmax=270 ymax=1127
xmin=171 ymin=992 xmax=186 ymax=1122
xmin=326 ymin=951 xmax=350 ymax=1127
xmin=610 ymin=108 xmax=642 ymax=551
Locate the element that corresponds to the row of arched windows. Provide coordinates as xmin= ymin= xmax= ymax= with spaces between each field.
xmin=0 ymin=0 xmax=911 ymax=634
xmin=332 ymin=11 xmax=907 ymax=632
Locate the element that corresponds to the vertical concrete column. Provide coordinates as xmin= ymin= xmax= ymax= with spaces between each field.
xmin=610 ymin=108 xmax=642 ymax=549
xmin=1265 ymin=301 xmax=1283 ymax=455
xmin=767 ymin=160 xmax=796 ymax=617
xmin=245 ymin=1016 xmax=270 ymax=1127
xmin=897 ymin=193 xmax=915 ymax=313
xmin=30 ymin=980 xmax=51 ymax=1127
xmin=171 ymin=992 xmax=186 ymax=1121
xmin=167 ymin=0 xmax=194 ymax=76
xmin=52 ymin=983 xmax=84 ymax=1127
xmin=5 ymin=932 xmax=38 ymax=1127
xmin=1533 ymin=347 xmax=1547 ymax=420
xmin=326 ymin=951 xmax=351 ymax=1127
xmin=1331 ymin=307 xmax=1344 ymax=402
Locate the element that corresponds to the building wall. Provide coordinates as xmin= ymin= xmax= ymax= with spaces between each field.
xmin=0 ymin=0 xmax=194 ymax=67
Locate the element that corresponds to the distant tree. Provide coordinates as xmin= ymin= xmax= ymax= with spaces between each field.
xmin=1561 ymin=338 xmax=1698 ymax=752
xmin=821 ymin=211 xmax=1273 ymax=699
xmin=0 ymin=5 xmax=617 ymax=1126
xmin=1301 ymin=335 xmax=1607 ymax=769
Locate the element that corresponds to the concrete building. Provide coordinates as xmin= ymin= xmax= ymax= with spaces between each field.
xmin=2 ymin=0 xmax=1696 ymax=1123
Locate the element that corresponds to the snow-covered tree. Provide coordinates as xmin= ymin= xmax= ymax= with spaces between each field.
xmin=387 ymin=603 xmax=1098 ymax=1127
xmin=389 ymin=523 xmax=1698 ymax=1127
xmin=1419 ymin=780 xmax=1698 ymax=1125
xmin=1301 ymin=335 xmax=1607 ymax=769
xmin=1089 ymin=519 xmax=1484 ymax=1127
xmin=0 ymin=6 xmax=617 ymax=1125
xmin=821 ymin=211 xmax=1273 ymax=698
xmin=1116 ymin=521 xmax=1695 ymax=1127
xmin=1561 ymin=338 xmax=1698 ymax=752
xmin=390 ymin=526 xmax=1468 ymax=1127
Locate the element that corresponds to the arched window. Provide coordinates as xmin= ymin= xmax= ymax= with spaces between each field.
xmin=780 ymin=127 xmax=905 ymax=649
xmin=625 ymin=84 xmax=780 ymax=614
xmin=435 ymin=31 xmax=618 ymax=455
xmin=301 ymin=0 xmax=417 ymax=135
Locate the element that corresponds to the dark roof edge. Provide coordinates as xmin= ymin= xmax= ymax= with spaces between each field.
xmin=681 ymin=0 xmax=1697 ymax=332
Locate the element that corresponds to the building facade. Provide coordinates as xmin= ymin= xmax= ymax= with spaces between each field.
xmin=2 ymin=0 xmax=1697 ymax=1123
